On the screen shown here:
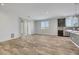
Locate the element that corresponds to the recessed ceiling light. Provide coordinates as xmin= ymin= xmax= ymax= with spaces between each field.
xmin=1 ymin=3 xmax=4 ymax=6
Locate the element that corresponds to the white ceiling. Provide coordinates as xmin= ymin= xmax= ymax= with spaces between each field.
xmin=0 ymin=3 xmax=79 ymax=20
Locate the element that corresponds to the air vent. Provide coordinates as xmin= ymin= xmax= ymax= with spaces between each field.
xmin=11 ymin=33 xmax=14 ymax=38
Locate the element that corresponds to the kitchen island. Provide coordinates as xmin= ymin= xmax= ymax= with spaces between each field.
xmin=66 ymin=30 xmax=79 ymax=47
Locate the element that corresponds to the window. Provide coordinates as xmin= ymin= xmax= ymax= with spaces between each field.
xmin=66 ymin=17 xmax=79 ymax=27
xmin=66 ymin=17 xmax=72 ymax=27
xmin=41 ymin=21 xmax=49 ymax=29
xmin=72 ymin=17 xmax=79 ymax=27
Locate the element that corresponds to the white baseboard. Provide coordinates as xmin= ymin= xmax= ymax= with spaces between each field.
xmin=0 ymin=35 xmax=20 ymax=42
xmin=33 ymin=33 xmax=57 ymax=36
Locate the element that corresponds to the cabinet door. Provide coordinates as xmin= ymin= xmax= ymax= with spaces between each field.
xmin=58 ymin=18 xmax=65 ymax=27
xmin=58 ymin=30 xmax=63 ymax=36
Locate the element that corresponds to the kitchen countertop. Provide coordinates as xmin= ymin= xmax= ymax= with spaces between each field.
xmin=65 ymin=30 xmax=79 ymax=35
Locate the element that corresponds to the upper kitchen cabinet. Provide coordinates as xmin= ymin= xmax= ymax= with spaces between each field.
xmin=58 ymin=18 xmax=65 ymax=27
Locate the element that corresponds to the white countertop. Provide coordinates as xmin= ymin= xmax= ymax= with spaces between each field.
xmin=65 ymin=30 xmax=79 ymax=35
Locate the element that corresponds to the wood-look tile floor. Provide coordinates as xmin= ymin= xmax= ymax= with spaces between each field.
xmin=0 ymin=35 xmax=79 ymax=55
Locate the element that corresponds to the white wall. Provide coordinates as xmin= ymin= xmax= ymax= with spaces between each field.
xmin=49 ymin=19 xmax=57 ymax=35
xmin=34 ymin=21 xmax=41 ymax=34
xmin=0 ymin=11 xmax=20 ymax=42
xmin=0 ymin=9 xmax=35 ymax=42
xmin=34 ymin=19 xmax=58 ymax=35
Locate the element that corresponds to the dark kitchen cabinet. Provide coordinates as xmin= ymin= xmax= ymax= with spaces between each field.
xmin=58 ymin=18 xmax=65 ymax=27
xmin=58 ymin=30 xmax=63 ymax=36
xmin=58 ymin=18 xmax=65 ymax=36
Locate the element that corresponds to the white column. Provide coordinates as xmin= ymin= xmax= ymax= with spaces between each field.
xmin=19 ymin=19 xmax=24 ymax=36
